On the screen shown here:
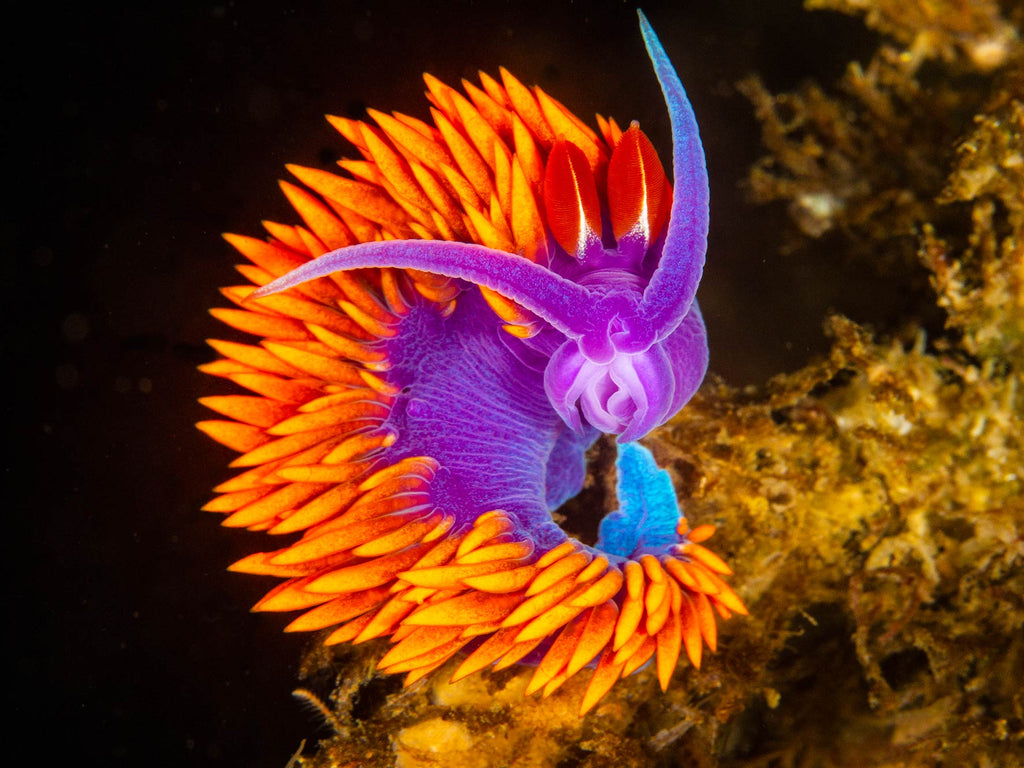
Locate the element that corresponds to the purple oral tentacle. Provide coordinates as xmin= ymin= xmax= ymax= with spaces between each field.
xmin=636 ymin=10 xmax=710 ymax=340
xmin=251 ymin=240 xmax=594 ymax=339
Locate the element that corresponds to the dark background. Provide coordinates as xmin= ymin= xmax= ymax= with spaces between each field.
xmin=5 ymin=1 xmax=880 ymax=765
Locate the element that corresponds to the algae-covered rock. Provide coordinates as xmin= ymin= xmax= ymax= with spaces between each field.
xmin=393 ymin=718 xmax=478 ymax=768
xmin=923 ymin=98 xmax=1024 ymax=368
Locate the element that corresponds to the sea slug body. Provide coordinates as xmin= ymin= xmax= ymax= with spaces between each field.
xmin=198 ymin=10 xmax=746 ymax=714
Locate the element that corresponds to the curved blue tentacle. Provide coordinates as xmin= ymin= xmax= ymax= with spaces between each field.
xmin=636 ymin=10 xmax=709 ymax=339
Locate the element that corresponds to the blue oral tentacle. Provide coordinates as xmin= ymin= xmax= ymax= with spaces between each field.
xmin=598 ymin=441 xmax=683 ymax=559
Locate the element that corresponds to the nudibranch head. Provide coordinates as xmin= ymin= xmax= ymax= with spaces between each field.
xmin=543 ymin=301 xmax=708 ymax=442
xmin=199 ymin=10 xmax=742 ymax=716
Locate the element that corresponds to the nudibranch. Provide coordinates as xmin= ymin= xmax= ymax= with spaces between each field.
xmin=198 ymin=11 xmax=745 ymax=714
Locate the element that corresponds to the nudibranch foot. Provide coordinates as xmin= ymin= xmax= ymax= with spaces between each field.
xmin=200 ymin=10 xmax=744 ymax=714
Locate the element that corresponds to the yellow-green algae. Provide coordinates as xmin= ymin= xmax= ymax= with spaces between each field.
xmin=287 ymin=2 xmax=1024 ymax=765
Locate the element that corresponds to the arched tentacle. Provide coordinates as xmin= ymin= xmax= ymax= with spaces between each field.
xmin=252 ymin=240 xmax=594 ymax=339
xmin=636 ymin=10 xmax=709 ymax=339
